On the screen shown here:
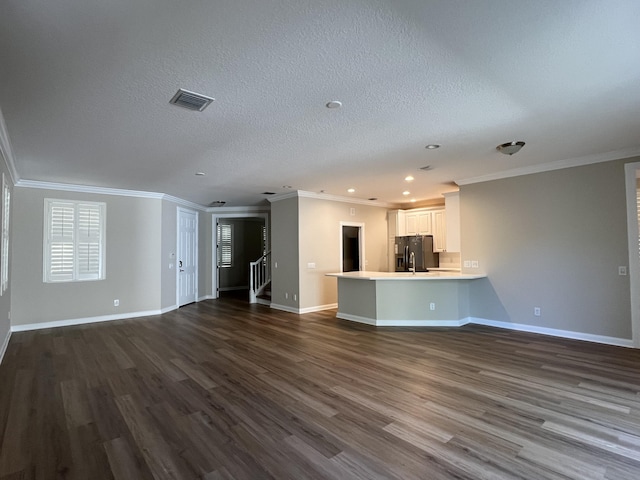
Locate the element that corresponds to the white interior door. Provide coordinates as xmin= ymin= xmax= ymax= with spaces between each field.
xmin=177 ymin=208 xmax=198 ymax=306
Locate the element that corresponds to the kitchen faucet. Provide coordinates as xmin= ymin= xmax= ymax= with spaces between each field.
xmin=409 ymin=251 xmax=415 ymax=274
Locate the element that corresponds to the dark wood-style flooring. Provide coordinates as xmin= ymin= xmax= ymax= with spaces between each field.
xmin=1 ymin=298 xmax=640 ymax=479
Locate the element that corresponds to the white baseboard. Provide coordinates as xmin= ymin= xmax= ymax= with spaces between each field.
xmin=332 ymin=313 xmax=633 ymax=347
xmin=270 ymin=303 xmax=301 ymax=314
xmin=300 ymin=303 xmax=337 ymax=314
xmin=0 ymin=328 xmax=11 ymax=365
xmin=335 ymin=313 xmax=376 ymax=325
xmin=11 ymin=308 xmax=170 ymax=332
xmin=336 ymin=312 xmax=468 ymax=327
xmin=469 ymin=317 xmax=634 ymax=348
xmin=197 ymin=295 xmax=216 ymax=302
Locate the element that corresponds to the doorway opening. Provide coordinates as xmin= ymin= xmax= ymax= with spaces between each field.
xmin=212 ymin=213 xmax=269 ymax=302
xmin=624 ymin=162 xmax=640 ymax=347
xmin=340 ymin=222 xmax=365 ymax=272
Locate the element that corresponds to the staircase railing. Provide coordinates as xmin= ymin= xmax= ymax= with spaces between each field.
xmin=249 ymin=250 xmax=271 ymax=304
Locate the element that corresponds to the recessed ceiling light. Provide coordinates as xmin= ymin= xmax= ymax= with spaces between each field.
xmin=425 ymin=144 xmax=440 ymax=149
xmin=402 ymin=191 xmax=410 ymax=196
xmin=405 ymin=175 xmax=414 ymax=182
xmin=347 ymin=188 xmax=355 ymax=193
xmin=195 ymin=172 xmax=206 ymax=176
xmin=326 ymin=100 xmax=342 ymax=109
xmin=411 ymin=199 xmax=417 ymax=203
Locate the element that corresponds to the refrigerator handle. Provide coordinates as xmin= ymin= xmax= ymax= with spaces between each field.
xmin=404 ymin=245 xmax=408 ymax=270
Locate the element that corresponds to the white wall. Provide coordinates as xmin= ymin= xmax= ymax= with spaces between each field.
xmin=462 ymin=158 xmax=634 ymax=340
xmin=11 ymin=187 xmax=163 ymax=326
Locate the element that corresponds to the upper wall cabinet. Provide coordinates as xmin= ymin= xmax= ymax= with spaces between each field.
xmin=388 ymin=210 xmax=406 ymax=237
xmin=433 ymin=209 xmax=446 ymax=252
xmin=406 ymin=211 xmax=432 ymax=236
xmin=444 ymin=191 xmax=460 ymax=252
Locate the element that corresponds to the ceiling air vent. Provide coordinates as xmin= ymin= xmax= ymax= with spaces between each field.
xmin=170 ymin=89 xmax=214 ymax=112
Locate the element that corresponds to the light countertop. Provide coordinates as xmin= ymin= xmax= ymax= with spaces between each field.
xmin=326 ymin=271 xmax=486 ymax=281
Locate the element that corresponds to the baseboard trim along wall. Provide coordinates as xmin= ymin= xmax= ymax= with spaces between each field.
xmin=269 ymin=303 xmax=300 ymax=314
xmin=0 ymin=329 xmax=11 ymax=365
xmin=6 ymin=304 xmax=632 ymax=349
xmin=335 ymin=313 xmax=633 ymax=347
xmin=11 ymin=307 xmax=178 ymax=332
xmin=469 ymin=317 xmax=634 ymax=348
xmin=270 ymin=303 xmax=338 ymax=315
xmin=300 ymin=303 xmax=338 ymax=314
xmin=336 ymin=312 xmax=467 ymax=327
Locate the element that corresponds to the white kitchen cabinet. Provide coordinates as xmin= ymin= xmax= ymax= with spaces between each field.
xmin=388 ymin=210 xmax=406 ymax=237
xmin=406 ymin=211 xmax=432 ymax=235
xmin=432 ymin=209 xmax=446 ymax=252
xmin=444 ymin=191 xmax=460 ymax=252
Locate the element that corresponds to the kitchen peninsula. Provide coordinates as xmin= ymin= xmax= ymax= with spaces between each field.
xmin=326 ymin=271 xmax=487 ymax=327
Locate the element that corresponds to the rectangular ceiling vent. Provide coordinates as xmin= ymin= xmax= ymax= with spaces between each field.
xmin=170 ymin=89 xmax=214 ymax=112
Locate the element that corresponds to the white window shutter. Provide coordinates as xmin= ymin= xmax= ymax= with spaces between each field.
xmin=77 ymin=204 xmax=103 ymax=279
xmin=44 ymin=199 xmax=105 ymax=282
xmin=48 ymin=203 xmax=75 ymax=282
xmin=217 ymin=223 xmax=233 ymax=267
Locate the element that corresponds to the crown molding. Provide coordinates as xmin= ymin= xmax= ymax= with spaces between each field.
xmin=15 ymin=179 xmax=207 ymax=210
xmin=0 ymin=108 xmax=19 ymax=185
xmin=268 ymin=189 xmax=393 ymax=208
xmin=456 ymin=146 xmax=640 ymax=186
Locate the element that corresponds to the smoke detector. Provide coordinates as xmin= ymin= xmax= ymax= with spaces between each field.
xmin=170 ymin=89 xmax=214 ymax=112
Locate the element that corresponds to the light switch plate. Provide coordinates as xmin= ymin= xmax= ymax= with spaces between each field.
xmin=619 ymin=266 xmax=627 ymax=275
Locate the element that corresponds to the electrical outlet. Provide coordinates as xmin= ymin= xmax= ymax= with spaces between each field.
xmin=114 ymin=299 xmax=120 ymax=307
xmin=534 ymin=307 xmax=541 ymax=316
xmin=471 ymin=260 xmax=479 ymax=268
xmin=429 ymin=302 xmax=435 ymax=311
xmin=619 ymin=266 xmax=627 ymax=276
xmin=307 ymin=262 xmax=316 ymax=269
xmin=463 ymin=260 xmax=471 ymax=268
xmin=285 ymin=292 xmax=288 ymax=299
xmin=293 ymin=294 xmax=297 ymax=301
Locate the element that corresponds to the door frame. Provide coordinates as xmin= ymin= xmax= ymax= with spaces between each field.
xmin=339 ymin=221 xmax=365 ymax=272
xmin=212 ymin=212 xmax=269 ymax=299
xmin=624 ymin=161 xmax=640 ymax=347
xmin=176 ymin=207 xmax=199 ymax=307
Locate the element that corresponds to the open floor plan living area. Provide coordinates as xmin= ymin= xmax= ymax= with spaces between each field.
xmin=2 ymin=1 xmax=640 ymax=479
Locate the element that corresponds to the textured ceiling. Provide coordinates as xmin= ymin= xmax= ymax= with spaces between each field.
xmin=1 ymin=0 xmax=640 ymax=206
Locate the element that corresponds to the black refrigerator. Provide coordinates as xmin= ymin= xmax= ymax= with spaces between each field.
xmin=394 ymin=235 xmax=439 ymax=272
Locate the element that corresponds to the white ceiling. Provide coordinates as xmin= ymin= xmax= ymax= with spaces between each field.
xmin=1 ymin=0 xmax=640 ymax=207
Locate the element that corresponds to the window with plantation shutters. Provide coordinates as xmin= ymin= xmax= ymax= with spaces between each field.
xmin=44 ymin=199 xmax=106 ymax=282
xmin=1 ymin=174 xmax=9 ymax=295
xmin=217 ymin=223 xmax=233 ymax=268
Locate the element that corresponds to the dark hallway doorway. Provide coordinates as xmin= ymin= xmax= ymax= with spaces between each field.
xmin=342 ymin=225 xmax=361 ymax=272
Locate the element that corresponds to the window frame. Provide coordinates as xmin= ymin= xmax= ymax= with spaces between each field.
xmin=43 ymin=199 xmax=106 ymax=283
xmin=217 ymin=222 xmax=233 ymax=268
xmin=0 ymin=173 xmax=9 ymax=295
